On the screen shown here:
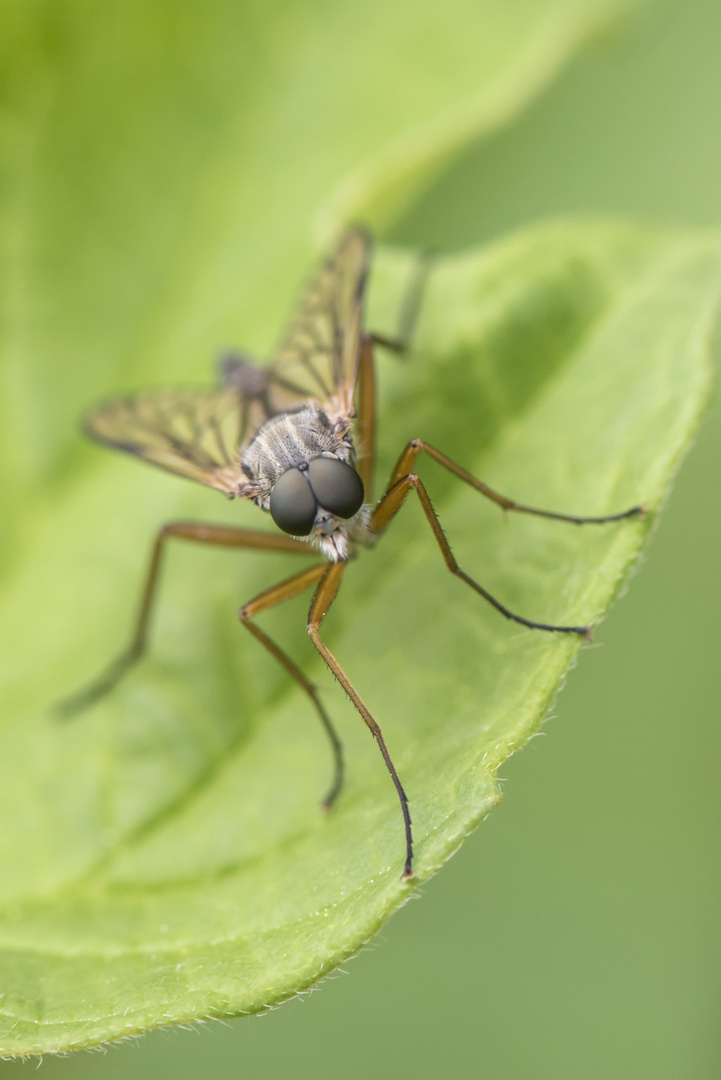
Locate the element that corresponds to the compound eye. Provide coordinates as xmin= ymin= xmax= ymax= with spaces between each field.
xmin=269 ymin=468 xmax=317 ymax=535
xmin=307 ymin=458 xmax=365 ymax=520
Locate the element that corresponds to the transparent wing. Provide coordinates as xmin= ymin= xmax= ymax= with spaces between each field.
xmin=84 ymin=230 xmax=372 ymax=493
xmin=269 ymin=228 xmax=371 ymax=417
xmin=84 ymin=387 xmax=264 ymax=495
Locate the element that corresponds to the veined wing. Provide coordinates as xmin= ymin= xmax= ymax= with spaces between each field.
xmin=269 ymin=228 xmax=371 ymax=418
xmin=84 ymin=230 xmax=372 ymax=493
xmin=84 ymin=387 xmax=264 ymax=495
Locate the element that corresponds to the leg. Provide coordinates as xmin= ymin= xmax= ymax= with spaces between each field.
xmin=369 ymin=249 xmax=435 ymax=356
xmin=238 ymin=563 xmax=344 ymax=810
xmin=355 ymin=253 xmax=435 ymax=503
xmin=57 ymin=522 xmax=312 ymax=717
xmin=372 ymin=473 xmax=595 ymax=639
xmin=355 ymin=334 xmax=377 ymax=499
xmin=307 ymin=563 xmax=415 ymax=880
xmin=383 ymin=440 xmax=645 ymax=525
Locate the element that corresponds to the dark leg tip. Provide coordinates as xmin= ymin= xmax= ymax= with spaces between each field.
xmin=53 ymin=692 xmax=92 ymax=722
xmin=402 ymin=869 xmax=415 ymax=882
xmin=582 ymin=625 xmax=594 ymax=642
xmin=320 ymin=783 xmax=342 ymax=813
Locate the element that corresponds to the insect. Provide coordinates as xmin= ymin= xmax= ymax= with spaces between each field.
xmin=60 ymin=229 xmax=644 ymax=879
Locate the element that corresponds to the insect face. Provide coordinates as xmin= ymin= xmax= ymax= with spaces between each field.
xmin=270 ymin=458 xmax=365 ymax=537
xmin=241 ymin=405 xmax=367 ymax=560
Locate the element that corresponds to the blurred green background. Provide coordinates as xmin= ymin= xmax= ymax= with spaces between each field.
xmin=4 ymin=0 xmax=721 ymax=1074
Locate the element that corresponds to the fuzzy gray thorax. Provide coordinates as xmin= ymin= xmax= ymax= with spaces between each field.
xmin=242 ymin=406 xmax=353 ymax=493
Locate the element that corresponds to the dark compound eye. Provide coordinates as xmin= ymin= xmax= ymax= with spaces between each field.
xmin=307 ymin=457 xmax=365 ymax=520
xmin=269 ymin=468 xmax=317 ymax=535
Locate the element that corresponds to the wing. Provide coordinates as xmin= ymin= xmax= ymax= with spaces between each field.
xmin=269 ymin=227 xmax=371 ymax=418
xmin=84 ymin=230 xmax=372 ymax=493
xmin=84 ymin=387 xmax=262 ymax=495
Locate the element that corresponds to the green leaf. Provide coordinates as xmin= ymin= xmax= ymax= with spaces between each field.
xmin=0 ymin=219 xmax=718 ymax=1054
xmin=0 ymin=0 xmax=632 ymax=516
xmin=0 ymin=0 xmax=701 ymax=1057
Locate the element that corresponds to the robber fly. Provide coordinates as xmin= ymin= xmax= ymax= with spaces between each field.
xmin=60 ymin=229 xmax=644 ymax=879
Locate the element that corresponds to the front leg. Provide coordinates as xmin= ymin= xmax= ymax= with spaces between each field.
xmin=371 ymin=471 xmax=593 ymax=639
xmin=307 ymin=563 xmax=414 ymax=880
xmin=383 ymin=439 xmax=645 ymax=525
xmin=238 ymin=562 xmax=344 ymax=811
